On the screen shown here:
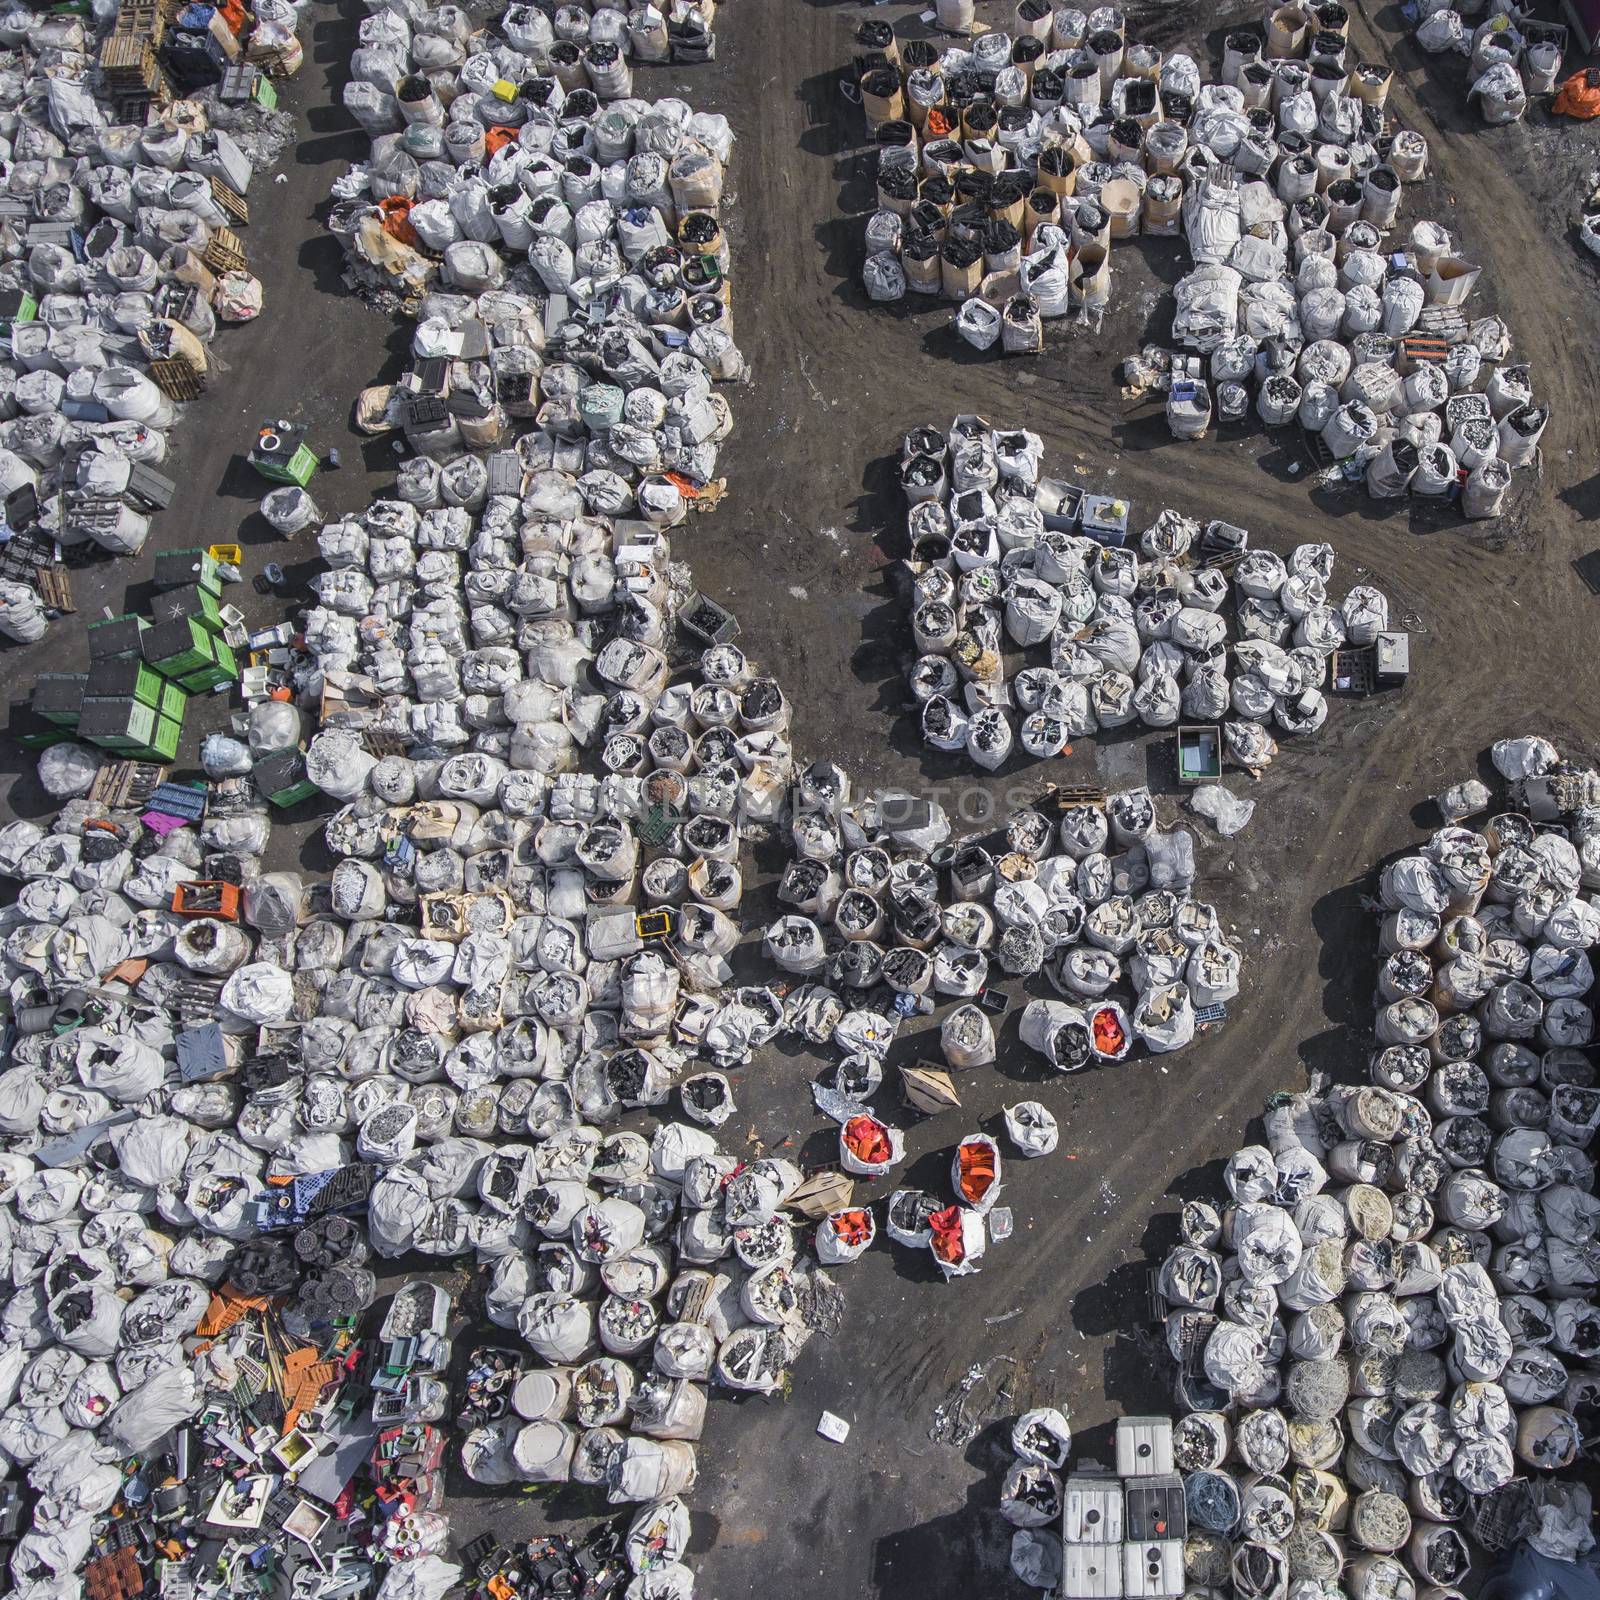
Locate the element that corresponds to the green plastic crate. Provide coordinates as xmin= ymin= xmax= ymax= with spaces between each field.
xmin=11 ymin=709 xmax=69 ymax=751
xmin=78 ymin=697 xmax=157 ymax=750
xmin=153 ymin=548 xmax=222 ymax=596
xmin=87 ymin=614 xmax=148 ymax=660
xmin=138 ymin=714 xmax=183 ymax=762
xmin=31 ymin=674 xmax=86 ymax=728
xmin=0 ymin=286 xmax=38 ymax=338
xmin=252 ymin=441 xmax=318 ymax=487
xmin=86 ymin=655 xmax=165 ymax=709
xmin=153 ymin=583 xmax=224 ymax=632
xmin=159 ymin=681 xmax=189 ymax=723
xmin=253 ymin=72 xmax=278 ymax=109
xmin=177 ymin=652 xmax=237 ymax=694
xmin=142 ymin=615 xmax=215 ymax=676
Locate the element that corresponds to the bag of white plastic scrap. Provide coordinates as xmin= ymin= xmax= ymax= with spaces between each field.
xmin=625 ymin=1497 xmax=692 ymax=1578
xmin=377 ymin=1555 xmax=463 ymax=1600
xmin=955 ymin=296 xmax=1002 ymax=352
xmin=1019 ymin=1000 xmax=1091 ymax=1073
xmin=941 ymin=1002 xmax=996 ymax=1068
xmin=37 ymin=743 xmax=104 ymax=799
xmin=1004 ymin=1101 xmax=1059 ymax=1157
xmin=1012 ymin=1407 xmax=1072 ymax=1469
xmin=106 ymin=1364 xmax=202 ymax=1454
xmin=724 ymin=1157 xmax=801 ymax=1226
xmin=1471 ymin=61 xmax=1528 ymax=124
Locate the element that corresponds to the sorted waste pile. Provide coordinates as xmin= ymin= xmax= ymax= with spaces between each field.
xmin=851 ymin=8 xmax=1130 ymax=348
xmin=845 ymin=0 xmax=1549 ymax=513
xmin=0 ymin=7 xmax=802 ymax=1597
xmin=0 ymin=560 xmax=848 ymax=1600
xmin=0 ymin=0 xmax=303 ymax=643
xmin=325 ymin=0 xmax=741 ymax=478
xmin=336 ymin=0 xmax=723 ymax=137
xmin=1410 ymin=2 xmax=1566 ymax=123
xmin=897 ymin=416 xmax=1396 ymax=772
xmin=1152 ymin=735 xmax=1600 ymax=1600
xmin=769 ymin=764 xmax=1241 ymax=1279
xmin=1097 ymin=6 xmax=1547 ymax=512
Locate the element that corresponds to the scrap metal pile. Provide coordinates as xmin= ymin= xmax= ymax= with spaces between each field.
xmin=897 ymin=416 xmax=1394 ymax=773
xmin=1409 ymin=1 xmax=1567 ymax=123
xmin=0 ymin=0 xmax=301 ymax=642
xmin=1152 ymin=736 xmax=1600 ymax=1600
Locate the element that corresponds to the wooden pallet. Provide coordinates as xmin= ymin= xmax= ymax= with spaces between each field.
xmin=149 ymin=356 xmax=206 ymax=400
xmin=100 ymin=32 xmax=156 ymax=76
xmin=1033 ymin=783 xmax=1105 ymax=817
xmin=34 ymin=566 xmax=73 ymax=612
xmin=89 ymin=759 xmax=168 ymax=809
xmin=675 ymin=1276 xmax=711 ymax=1325
xmin=202 ymin=225 xmax=246 ymax=274
xmin=211 ymin=175 xmax=249 ymax=225
xmin=113 ymin=0 xmax=173 ymax=39
xmin=361 ymin=727 xmax=409 ymax=757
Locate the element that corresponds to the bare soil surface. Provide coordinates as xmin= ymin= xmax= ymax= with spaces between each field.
xmin=5 ymin=1 xmax=1600 ymax=1594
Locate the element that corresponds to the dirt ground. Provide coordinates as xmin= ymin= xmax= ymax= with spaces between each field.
xmin=7 ymin=0 xmax=1600 ymax=1595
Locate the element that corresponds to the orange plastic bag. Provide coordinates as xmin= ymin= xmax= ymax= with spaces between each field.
xmin=957 ymin=1140 xmax=997 ymax=1206
xmin=484 ymin=124 xmax=520 ymax=156
xmin=1091 ymin=1005 xmax=1126 ymax=1055
xmin=378 ymin=195 xmax=418 ymax=248
xmin=1554 ymin=69 xmax=1600 ymax=119
xmin=843 ymin=1116 xmax=891 ymax=1166
xmin=929 ymin=1204 xmax=966 ymax=1265
xmin=831 ymin=1208 xmax=873 ymax=1247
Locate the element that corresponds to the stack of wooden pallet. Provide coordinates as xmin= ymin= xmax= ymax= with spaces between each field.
xmin=99 ymin=33 xmax=161 ymax=97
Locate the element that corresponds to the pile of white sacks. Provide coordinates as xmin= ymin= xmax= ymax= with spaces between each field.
xmin=340 ymin=0 xmax=722 ymax=136
xmin=851 ymin=0 xmax=1549 ymax=512
xmin=764 ymin=760 xmax=1243 ymax=1278
xmin=1156 ymin=734 xmax=1600 ymax=1600
xmin=326 ymin=0 xmax=741 ymax=494
xmin=0 ymin=540 xmax=844 ymax=1600
xmin=1410 ymin=1 xmax=1565 ymax=125
xmin=899 ymin=417 xmax=1392 ymax=773
xmin=0 ymin=7 xmax=282 ymax=642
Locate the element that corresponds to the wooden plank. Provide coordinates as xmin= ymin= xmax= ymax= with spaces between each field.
xmin=202 ymin=225 xmax=246 ymax=273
